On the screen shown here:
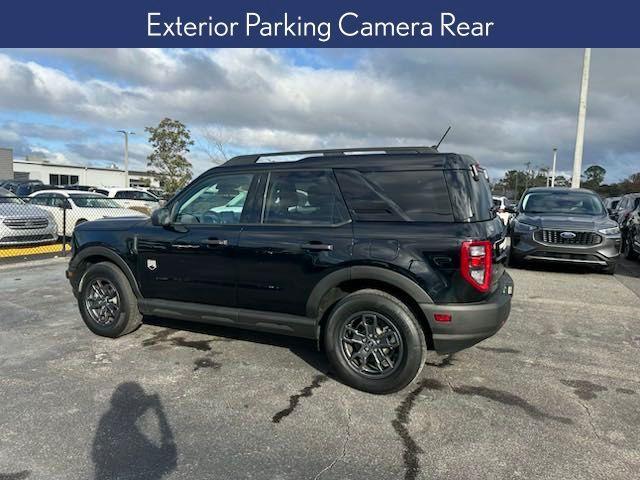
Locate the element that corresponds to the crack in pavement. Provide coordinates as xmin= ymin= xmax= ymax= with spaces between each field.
xmin=313 ymin=404 xmax=351 ymax=480
xmin=578 ymin=400 xmax=605 ymax=443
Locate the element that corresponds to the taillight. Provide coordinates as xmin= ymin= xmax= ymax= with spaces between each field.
xmin=460 ymin=240 xmax=492 ymax=292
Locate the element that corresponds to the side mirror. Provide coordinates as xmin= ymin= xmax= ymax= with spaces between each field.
xmin=151 ymin=207 xmax=171 ymax=227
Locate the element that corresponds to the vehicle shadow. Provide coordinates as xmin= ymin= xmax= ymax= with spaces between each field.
xmin=92 ymin=382 xmax=177 ymax=480
xmin=142 ymin=316 xmax=331 ymax=375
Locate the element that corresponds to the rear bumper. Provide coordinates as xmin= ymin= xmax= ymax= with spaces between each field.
xmin=420 ymin=272 xmax=514 ymax=354
xmin=511 ymin=231 xmax=620 ymax=267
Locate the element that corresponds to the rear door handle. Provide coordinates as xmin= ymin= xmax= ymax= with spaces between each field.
xmin=301 ymin=243 xmax=333 ymax=251
xmin=203 ymin=238 xmax=229 ymax=246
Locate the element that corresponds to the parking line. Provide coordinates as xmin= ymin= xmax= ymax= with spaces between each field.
xmin=0 ymin=243 xmax=70 ymax=258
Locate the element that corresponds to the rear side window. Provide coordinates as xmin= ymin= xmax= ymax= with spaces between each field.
xmin=444 ymin=169 xmax=494 ymax=222
xmin=335 ymin=169 xmax=453 ymax=222
xmin=263 ymin=170 xmax=349 ymax=225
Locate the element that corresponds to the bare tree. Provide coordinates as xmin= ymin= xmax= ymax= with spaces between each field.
xmin=200 ymin=126 xmax=230 ymax=165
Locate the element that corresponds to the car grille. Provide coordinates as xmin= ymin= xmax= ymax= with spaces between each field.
xmin=0 ymin=234 xmax=54 ymax=243
xmin=3 ymin=217 xmax=49 ymax=230
xmin=534 ymin=229 xmax=602 ymax=246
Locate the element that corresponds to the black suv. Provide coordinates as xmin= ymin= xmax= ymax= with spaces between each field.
xmin=67 ymin=147 xmax=513 ymax=393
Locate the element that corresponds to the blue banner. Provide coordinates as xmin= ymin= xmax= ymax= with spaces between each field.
xmin=0 ymin=0 xmax=638 ymax=47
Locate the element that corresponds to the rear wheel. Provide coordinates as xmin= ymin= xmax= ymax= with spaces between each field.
xmin=324 ymin=289 xmax=427 ymax=394
xmin=78 ymin=262 xmax=142 ymax=337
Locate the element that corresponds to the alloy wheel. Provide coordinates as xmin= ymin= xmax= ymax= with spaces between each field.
xmin=340 ymin=311 xmax=404 ymax=378
xmin=84 ymin=278 xmax=121 ymax=326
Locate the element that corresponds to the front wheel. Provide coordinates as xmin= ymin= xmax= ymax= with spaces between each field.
xmin=324 ymin=289 xmax=427 ymax=394
xmin=78 ymin=262 xmax=142 ymax=337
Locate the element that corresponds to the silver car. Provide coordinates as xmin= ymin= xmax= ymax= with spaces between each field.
xmin=0 ymin=187 xmax=58 ymax=246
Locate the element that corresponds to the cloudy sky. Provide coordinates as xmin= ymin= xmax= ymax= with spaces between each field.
xmin=0 ymin=48 xmax=638 ymax=182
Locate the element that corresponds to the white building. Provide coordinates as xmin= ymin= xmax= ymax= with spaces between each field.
xmin=12 ymin=158 xmax=162 ymax=189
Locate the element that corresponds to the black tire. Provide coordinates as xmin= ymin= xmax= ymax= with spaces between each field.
xmin=624 ymin=232 xmax=638 ymax=260
xmin=75 ymin=219 xmax=87 ymax=227
xmin=78 ymin=262 xmax=142 ymax=338
xmin=324 ymin=289 xmax=427 ymax=394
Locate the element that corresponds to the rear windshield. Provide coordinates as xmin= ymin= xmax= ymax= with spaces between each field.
xmin=521 ymin=191 xmax=605 ymax=215
xmin=335 ymin=169 xmax=453 ymax=222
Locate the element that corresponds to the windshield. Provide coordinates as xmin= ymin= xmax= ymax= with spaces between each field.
xmin=70 ymin=194 xmax=122 ymax=208
xmin=522 ymin=191 xmax=605 ymax=215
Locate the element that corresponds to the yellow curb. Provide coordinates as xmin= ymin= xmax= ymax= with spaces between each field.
xmin=0 ymin=243 xmax=71 ymax=258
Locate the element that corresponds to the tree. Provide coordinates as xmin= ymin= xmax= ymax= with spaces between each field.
xmin=200 ymin=126 xmax=230 ymax=165
xmin=583 ymin=165 xmax=606 ymax=189
xmin=145 ymin=118 xmax=194 ymax=194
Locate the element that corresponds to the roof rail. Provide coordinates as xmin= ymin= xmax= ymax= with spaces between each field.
xmin=223 ymin=146 xmax=439 ymax=167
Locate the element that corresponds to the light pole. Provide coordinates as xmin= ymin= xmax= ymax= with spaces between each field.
xmin=116 ymin=130 xmax=135 ymax=187
xmin=551 ymin=148 xmax=558 ymax=187
xmin=571 ymin=48 xmax=591 ymax=188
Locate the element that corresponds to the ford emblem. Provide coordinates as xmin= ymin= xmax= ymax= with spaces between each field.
xmin=560 ymin=231 xmax=576 ymax=239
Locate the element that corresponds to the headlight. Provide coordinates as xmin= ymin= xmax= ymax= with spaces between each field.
xmin=514 ymin=220 xmax=538 ymax=232
xmin=598 ymin=226 xmax=620 ymax=236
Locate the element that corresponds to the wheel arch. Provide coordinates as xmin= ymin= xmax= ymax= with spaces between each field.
xmin=71 ymin=246 xmax=141 ymax=298
xmin=307 ymin=266 xmax=435 ymax=349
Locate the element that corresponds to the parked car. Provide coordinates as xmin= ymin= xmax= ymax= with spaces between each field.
xmin=603 ymin=196 xmax=621 ymax=215
xmin=621 ymin=197 xmax=640 ymax=261
xmin=67 ymin=146 xmax=513 ymax=394
xmin=0 ymin=187 xmax=58 ymax=246
xmin=508 ymin=187 xmax=621 ymax=273
xmin=29 ymin=190 xmax=146 ymax=236
xmin=612 ymin=193 xmax=640 ymax=248
xmin=14 ymin=180 xmax=49 ymax=196
xmin=492 ymin=195 xmax=512 ymax=224
xmin=2 ymin=179 xmax=42 ymax=193
xmin=93 ymin=188 xmax=160 ymax=215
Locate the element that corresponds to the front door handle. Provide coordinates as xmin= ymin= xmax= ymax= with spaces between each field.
xmin=301 ymin=242 xmax=333 ymax=251
xmin=203 ymin=238 xmax=229 ymax=246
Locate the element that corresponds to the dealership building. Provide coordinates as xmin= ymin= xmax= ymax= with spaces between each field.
xmin=4 ymin=154 xmax=161 ymax=189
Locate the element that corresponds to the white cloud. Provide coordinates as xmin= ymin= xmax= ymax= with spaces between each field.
xmin=0 ymin=48 xmax=639 ymax=181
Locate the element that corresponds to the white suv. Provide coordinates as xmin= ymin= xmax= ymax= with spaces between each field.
xmin=93 ymin=188 xmax=160 ymax=215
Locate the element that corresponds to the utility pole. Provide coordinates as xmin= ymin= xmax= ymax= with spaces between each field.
xmin=551 ymin=148 xmax=558 ymax=187
xmin=571 ymin=48 xmax=591 ymax=188
xmin=116 ymin=130 xmax=135 ymax=188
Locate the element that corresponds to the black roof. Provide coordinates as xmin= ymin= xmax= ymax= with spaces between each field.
xmin=206 ymin=147 xmax=478 ymax=175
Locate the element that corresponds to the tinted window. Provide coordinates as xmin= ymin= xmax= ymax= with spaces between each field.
xmin=521 ymin=191 xmax=605 ymax=215
xmin=363 ymin=171 xmax=452 ymax=222
xmin=334 ymin=170 xmax=403 ymax=221
xmin=176 ymin=174 xmax=254 ymax=224
xmin=114 ymin=191 xmax=133 ymax=199
xmin=263 ymin=171 xmax=349 ymax=225
xmin=336 ymin=169 xmax=453 ymax=222
xmin=444 ymin=170 xmax=494 ymax=222
xmin=69 ymin=195 xmax=121 ymax=208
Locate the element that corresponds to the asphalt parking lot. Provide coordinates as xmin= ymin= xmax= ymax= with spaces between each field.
xmin=1 ymin=259 xmax=639 ymax=480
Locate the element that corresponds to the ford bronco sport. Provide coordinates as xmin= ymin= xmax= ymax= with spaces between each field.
xmin=67 ymin=147 xmax=513 ymax=394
